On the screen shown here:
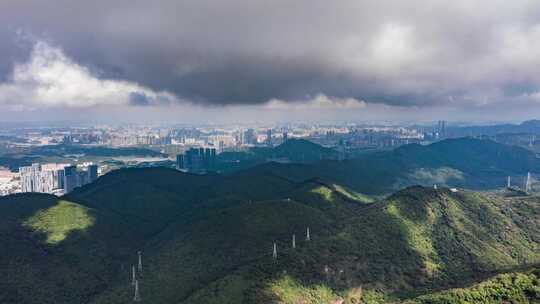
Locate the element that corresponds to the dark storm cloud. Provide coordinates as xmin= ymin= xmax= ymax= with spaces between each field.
xmin=0 ymin=0 xmax=539 ymax=108
xmin=129 ymin=92 xmax=172 ymax=106
xmin=128 ymin=92 xmax=151 ymax=106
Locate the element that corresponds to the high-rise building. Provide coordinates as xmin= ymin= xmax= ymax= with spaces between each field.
xmin=176 ymin=154 xmax=185 ymax=170
xmin=63 ymin=165 xmax=78 ymax=193
xmin=64 ymin=164 xmax=98 ymax=193
xmin=283 ymin=132 xmax=288 ymax=142
xmin=243 ymin=129 xmax=256 ymax=145
xmin=176 ymin=147 xmax=217 ymax=173
xmin=87 ymin=164 xmax=98 ymax=182
xmin=20 ymin=163 xmax=75 ymax=194
xmin=20 ymin=163 xmax=41 ymax=193
xmin=437 ymin=120 xmax=446 ymax=138
xmin=204 ymin=148 xmax=212 ymax=168
xmin=179 ymin=148 xmax=202 ymax=172
xmin=266 ymin=129 xmax=272 ymax=146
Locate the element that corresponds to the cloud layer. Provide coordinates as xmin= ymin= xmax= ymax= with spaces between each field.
xmin=0 ymin=0 xmax=539 ymax=112
xmin=0 ymin=41 xmax=176 ymax=110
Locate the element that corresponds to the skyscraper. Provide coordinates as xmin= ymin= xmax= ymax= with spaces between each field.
xmin=204 ymin=148 xmax=212 ymax=167
xmin=87 ymin=164 xmax=98 ymax=182
xmin=437 ymin=120 xmax=446 ymax=138
xmin=62 ymin=163 xmax=98 ymax=193
xmin=243 ymin=129 xmax=256 ymax=145
xmin=63 ymin=165 xmax=78 ymax=193
xmin=20 ymin=164 xmax=40 ymax=193
xmin=266 ymin=129 xmax=272 ymax=146
xmin=176 ymin=154 xmax=185 ymax=170
xmin=176 ymin=147 xmax=217 ymax=173
xmin=20 ymin=163 xmax=69 ymax=194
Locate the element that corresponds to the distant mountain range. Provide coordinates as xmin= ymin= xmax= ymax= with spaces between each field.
xmin=448 ymin=119 xmax=540 ymax=137
xmin=242 ymin=137 xmax=540 ymax=194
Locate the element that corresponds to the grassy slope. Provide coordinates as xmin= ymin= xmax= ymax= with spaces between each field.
xmin=22 ymin=200 xmax=95 ymax=244
xmin=406 ymin=266 xmax=540 ymax=304
xmin=0 ymin=193 xmax=140 ymax=304
xmin=84 ymin=169 xmax=369 ymax=304
xmin=172 ymin=187 xmax=539 ymax=304
xmin=179 ymin=187 xmax=540 ymax=304
xmin=1 ymin=167 xmax=539 ymax=304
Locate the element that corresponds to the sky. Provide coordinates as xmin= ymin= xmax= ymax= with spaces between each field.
xmin=0 ymin=0 xmax=539 ymax=124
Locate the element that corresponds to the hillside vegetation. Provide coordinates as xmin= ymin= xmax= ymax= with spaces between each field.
xmin=1 ymin=167 xmax=539 ymax=304
xmin=243 ymin=137 xmax=540 ymax=194
xmin=406 ymin=266 xmax=540 ymax=304
xmin=215 ymin=139 xmax=339 ymax=173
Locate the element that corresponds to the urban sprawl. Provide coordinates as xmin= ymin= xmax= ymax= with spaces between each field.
xmin=0 ymin=121 xmax=447 ymax=196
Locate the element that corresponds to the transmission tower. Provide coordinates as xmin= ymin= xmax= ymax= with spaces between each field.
xmin=292 ymin=234 xmax=296 ymax=249
xmin=526 ymin=172 xmax=532 ymax=192
xmin=137 ymin=251 xmax=143 ymax=272
xmin=272 ymin=243 xmax=277 ymax=259
xmin=133 ymin=280 xmax=141 ymax=302
xmin=131 ymin=265 xmax=136 ymax=286
xmin=306 ymin=227 xmax=310 ymax=241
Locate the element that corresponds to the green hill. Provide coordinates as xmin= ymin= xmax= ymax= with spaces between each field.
xmin=405 ymin=266 xmax=540 ymax=304
xmin=0 ymin=193 xmax=142 ymax=304
xmin=215 ymin=139 xmax=338 ymax=173
xmin=236 ymin=186 xmax=539 ymax=303
xmin=242 ymin=137 xmax=540 ymax=195
xmin=449 ymin=119 xmax=540 ymax=137
xmin=268 ymin=139 xmax=338 ymax=162
xmin=1 ymin=167 xmax=538 ymax=303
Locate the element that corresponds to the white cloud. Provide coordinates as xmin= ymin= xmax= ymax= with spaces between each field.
xmin=264 ymin=94 xmax=366 ymax=110
xmin=0 ymin=40 xmax=178 ymax=110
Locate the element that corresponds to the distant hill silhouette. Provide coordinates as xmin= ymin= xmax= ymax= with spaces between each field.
xmin=215 ymin=139 xmax=338 ymax=173
xmin=242 ymin=137 xmax=540 ymax=194
xmin=449 ymin=119 xmax=540 ymax=136
xmin=260 ymin=138 xmax=338 ymax=162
